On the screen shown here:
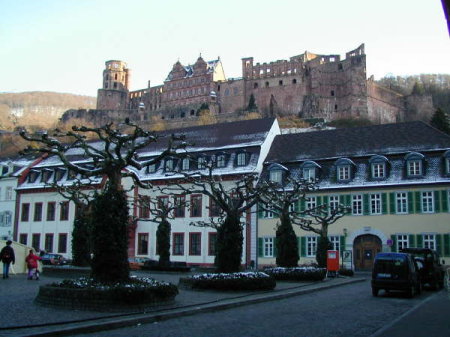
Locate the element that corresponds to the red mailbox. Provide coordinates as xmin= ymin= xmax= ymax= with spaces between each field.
xmin=327 ymin=250 xmax=339 ymax=272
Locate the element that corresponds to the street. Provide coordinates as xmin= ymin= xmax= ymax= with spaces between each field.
xmin=74 ymin=280 xmax=450 ymax=337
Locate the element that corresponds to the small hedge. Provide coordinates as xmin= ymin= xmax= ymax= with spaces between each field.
xmin=36 ymin=276 xmax=178 ymax=311
xmin=179 ymin=272 xmax=276 ymax=291
xmin=264 ymin=267 xmax=326 ymax=281
xmin=338 ymin=268 xmax=354 ymax=277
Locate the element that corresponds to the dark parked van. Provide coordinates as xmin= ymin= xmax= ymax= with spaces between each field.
xmin=400 ymin=248 xmax=445 ymax=290
xmin=371 ymin=252 xmax=421 ymax=297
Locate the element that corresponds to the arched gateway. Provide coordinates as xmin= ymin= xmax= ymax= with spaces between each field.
xmin=353 ymin=234 xmax=382 ymax=271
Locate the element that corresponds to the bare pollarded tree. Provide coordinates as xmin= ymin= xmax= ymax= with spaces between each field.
xmin=20 ymin=121 xmax=186 ymax=283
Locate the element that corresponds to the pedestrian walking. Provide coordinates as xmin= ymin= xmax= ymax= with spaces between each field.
xmin=25 ymin=250 xmax=41 ymax=280
xmin=0 ymin=240 xmax=15 ymax=279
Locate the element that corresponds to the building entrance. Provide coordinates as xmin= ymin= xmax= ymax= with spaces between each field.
xmin=353 ymin=234 xmax=382 ymax=271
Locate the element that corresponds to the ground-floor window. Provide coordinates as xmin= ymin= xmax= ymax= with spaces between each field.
xmin=45 ymin=233 xmax=54 ymax=253
xmin=19 ymin=233 xmax=27 ymax=245
xmin=396 ymin=234 xmax=409 ymax=251
xmin=173 ymin=233 xmax=184 ymax=256
xmin=58 ymin=233 xmax=67 ymax=253
xmin=329 ymin=236 xmax=340 ymax=251
xmin=137 ymin=233 xmax=149 ymax=255
xmin=32 ymin=233 xmax=40 ymax=251
xmin=263 ymin=237 xmax=274 ymax=257
xmin=423 ymin=234 xmax=436 ymax=250
xmin=189 ymin=233 xmax=201 ymax=256
xmin=307 ymin=237 xmax=317 ymax=257
xmin=208 ymin=232 xmax=217 ymax=256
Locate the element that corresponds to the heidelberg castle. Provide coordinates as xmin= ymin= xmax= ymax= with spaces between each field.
xmin=61 ymin=44 xmax=433 ymax=126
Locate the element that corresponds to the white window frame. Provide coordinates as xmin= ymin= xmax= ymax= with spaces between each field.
xmin=198 ymin=157 xmax=207 ymax=169
xmin=446 ymin=158 xmax=450 ymax=174
xmin=421 ymin=191 xmax=434 ymax=213
xmin=236 ymin=153 xmax=247 ymax=166
xmin=269 ymin=170 xmax=282 ymax=183
xmin=407 ymin=160 xmax=422 ymax=177
xmin=371 ymin=163 xmax=385 ymax=179
xmin=370 ymin=193 xmax=382 ymax=215
xmin=263 ymin=237 xmax=274 ymax=257
xmin=181 ymin=158 xmax=190 ymax=171
xmin=216 ymin=155 xmax=226 ymax=168
xmin=306 ymin=196 xmax=317 ymax=211
xmin=5 ymin=187 xmax=13 ymax=200
xmin=303 ymin=167 xmax=316 ymax=182
xmin=395 ymin=192 xmax=408 ymax=214
xmin=396 ymin=234 xmax=409 ymax=251
xmin=264 ymin=208 xmax=274 ymax=219
xmin=329 ymin=235 xmax=340 ymax=251
xmin=423 ymin=234 xmax=436 ymax=250
xmin=329 ymin=195 xmax=339 ymax=212
xmin=306 ymin=237 xmax=317 ymax=257
xmin=352 ymin=194 xmax=363 ymax=215
xmin=338 ymin=165 xmax=351 ymax=181
xmin=165 ymin=159 xmax=174 ymax=171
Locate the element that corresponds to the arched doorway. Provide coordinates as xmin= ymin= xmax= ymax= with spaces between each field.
xmin=353 ymin=234 xmax=382 ymax=271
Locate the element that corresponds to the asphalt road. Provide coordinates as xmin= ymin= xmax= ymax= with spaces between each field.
xmin=73 ymin=280 xmax=450 ymax=337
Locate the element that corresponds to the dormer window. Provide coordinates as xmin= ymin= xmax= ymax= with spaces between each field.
xmin=269 ymin=170 xmax=283 ymax=183
xmin=28 ymin=170 xmax=39 ymax=183
xmin=67 ymin=169 xmax=77 ymax=180
xmin=165 ymin=159 xmax=174 ymax=171
xmin=40 ymin=169 xmax=52 ymax=183
xmin=216 ymin=154 xmax=227 ymax=168
xmin=369 ymin=155 xmax=389 ymax=180
xmin=54 ymin=168 xmax=66 ymax=182
xmin=405 ymin=152 xmax=424 ymax=177
xmin=444 ymin=150 xmax=450 ymax=175
xmin=335 ymin=158 xmax=355 ymax=182
xmin=146 ymin=163 xmax=157 ymax=174
xmin=197 ymin=157 xmax=207 ymax=169
xmin=181 ymin=158 xmax=190 ymax=171
xmin=236 ymin=152 xmax=248 ymax=167
xmin=301 ymin=161 xmax=320 ymax=182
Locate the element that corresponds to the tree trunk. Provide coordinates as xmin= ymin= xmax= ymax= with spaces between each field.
xmin=215 ymin=212 xmax=243 ymax=273
xmin=156 ymin=218 xmax=171 ymax=267
xmin=276 ymin=211 xmax=299 ymax=267
xmin=71 ymin=207 xmax=92 ymax=267
xmin=315 ymin=223 xmax=331 ymax=268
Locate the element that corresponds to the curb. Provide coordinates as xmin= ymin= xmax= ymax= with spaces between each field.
xmin=10 ymin=277 xmax=366 ymax=337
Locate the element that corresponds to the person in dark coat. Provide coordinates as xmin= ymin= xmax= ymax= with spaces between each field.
xmin=0 ymin=240 xmax=15 ymax=279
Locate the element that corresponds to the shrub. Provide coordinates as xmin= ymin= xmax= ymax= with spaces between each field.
xmin=179 ymin=272 xmax=276 ymax=291
xmin=264 ymin=267 xmax=326 ymax=281
xmin=338 ymin=268 xmax=354 ymax=277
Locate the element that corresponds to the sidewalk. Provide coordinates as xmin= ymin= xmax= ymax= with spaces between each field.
xmin=0 ymin=270 xmax=366 ymax=337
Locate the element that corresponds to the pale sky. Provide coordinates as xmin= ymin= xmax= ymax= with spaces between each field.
xmin=1 ymin=0 xmax=449 ymax=97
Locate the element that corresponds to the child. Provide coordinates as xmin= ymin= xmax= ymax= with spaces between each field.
xmin=25 ymin=250 xmax=41 ymax=280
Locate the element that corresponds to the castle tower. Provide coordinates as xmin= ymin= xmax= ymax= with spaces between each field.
xmin=96 ymin=60 xmax=131 ymax=110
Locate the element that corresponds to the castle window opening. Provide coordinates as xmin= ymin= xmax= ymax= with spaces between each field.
xmin=115 ymin=74 xmax=118 ymax=80
xmin=265 ymin=82 xmax=269 ymax=88
xmin=335 ymin=104 xmax=338 ymax=111
xmin=181 ymin=112 xmax=185 ymax=118
xmin=106 ymin=75 xmax=109 ymax=80
xmin=170 ymin=114 xmax=174 ymax=119
xmin=113 ymin=82 xmax=117 ymax=89
xmin=331 ymin=90 xmax=335 ymax=96
xmin=279 ymin=80 xmax=283 ymax=86
xmin=254 ymin=83 xmax=258 ymax=89
xmin=105 ymin=83 xmax=108 ymax=88
xmin=190 ymin=110 xmax=195 ymax=116
xmin=217 ymin=85 xmax=221 ymax=91
xmin=338 ymin=63 xmax=343 ymax=70
xmin=292 ymin=79 xmax=297 ymax=84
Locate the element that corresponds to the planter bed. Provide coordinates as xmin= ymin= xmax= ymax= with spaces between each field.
xmin=35 ymin=277 xmax=178 ymax=311
xmin=42 ymin=265 xmax=91 ymax=278
xmin=179 ymin=272 xmax=276 ymax=291
xmin=264 ymin=267 xmax=327 ymax=282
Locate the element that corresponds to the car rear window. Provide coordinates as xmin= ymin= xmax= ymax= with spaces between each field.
xmin=374 ymin=256 xmax=407 ymax=275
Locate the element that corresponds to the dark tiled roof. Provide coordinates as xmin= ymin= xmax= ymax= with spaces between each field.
xmin=266 ymin=121 xmax=450 ymax=163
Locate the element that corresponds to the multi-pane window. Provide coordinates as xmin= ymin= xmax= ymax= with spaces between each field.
xmin=45 ymin=233 xmax=54 ymax=253
xmin=181 ymin=158 xmax=190 ymax=171
xmin=303 ymin=167 xmax=316 ymax=182
xmin=423 ymin=234 xmax=436 ymax=250
xmin=208 ymin=233 xmax=217 ymax=256
xmin=157 ymin=196 xmax=169 ymax=210
xmin=395 ymin=192 xmax=408 ymax=214
xmin=137 ymin=233 xmax=149 ymax=255
xmin=236 ymin=153 xmax=247 ymax=166
xmin=190 ymin=195 xmax=202 ymax=217
xmin=396 ymin=234 xmax=409 ymax=251
xmin=329 ymin=195 xmax=339 ymax=212
xmin=34 ymin=202 xmax=43 ymax=221
xmin=58 ymin=233 xmax=67 ymax=253
xmin=216 ymin=155 xmax=226 ymax=168
xmin=197 ymin=157 xmax=207 ymax=169
xmin=19 ymin=233 xmax=27 ymax=245
xmin=174 ymin=195 xmax=185 ymax=217
xmin=329 ymin=236 xmax=340 ymax=251
xmin=407 ymin=160 xmax=422 ymax=176
xmin=421 ymin=191 xmax=434 ymax=213
xmin=269 ymin=170 xmax=282 ymax=183
xmin=21 ymin=203 xmax=30 ymax=222
xmin=189 ymin=233 xmax=201 ymax=256
xmin=306 ymin=196 xmax=317 ymax=211
xmin=370 ymin=194 xmax=382 ymax=215
xmin=173 ymin=233 xmax=184 ymax=255
xmin=371 ymin=163 xmax=385 ymax=179
xmin=47 ymin=202 xmax=56 ymax=221
xmin=264 ymin=207 xmax=274 ymax=218
xmin=60 ymin=201 xmax=69 ymax=221
xmin=5 ymin=187 xmax=12 ymax=200
xmin=263 ymin=237 xmax=274 ymax=257
xmin=1 ymin=211 xmax=12 ymax=226
xmin=139 ymin=196 xmax=150 ymax=219
xmin=165 ymin=159 xmax=174 ymax=171
xmin=32 ymin=233 xmax=40 ymax=251
xmin=352 ymin=195 xmax=363 ymax=215
xmin=338 ymin=165 xmax=350 ymax=181
xmin=307 ymin=237 xmax=317 ymax=257
xmin=146 ymin=163 xmax=157 ymax=174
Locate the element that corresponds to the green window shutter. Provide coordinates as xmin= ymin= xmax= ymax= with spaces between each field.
xmin=416 ymin=234 xmax=423 ymax=248
xmin=436 ymin=234 xmax=443 ymax=256
xmin=299 ymin=199 xmax=306 ymax=212
xmin=258 ymin=203 xmax=264 ymax=219
xmin=345 ymin=195 xmax=351 ymax=206
xmin=434 ymin=191 xmax=441 ymax=213
xmin=409 ymin=234 xmax=416 ymax=248
xmin=381 ymin=193 xmax=387 ymax=214
xmin=258 ymin=238 xmax=263 ymax=257
xmin=300 ymin=237 xmax=306 ymax=257
xmin=414 ymin=191 xmax=421 ymax=213
xmin=339 ymin=236 xmax=346 ymax=252
xmin=443 ymin=234 xmax=450 ymax=257
xmin=389 ymin=192 xmax=396 ymax=214
xmin=316 ymin=196 xmax=323 ymax=206
xmin=442 ymin=190 xmax=449 ymax=212
xmin=294 ymin=201 xmax=300 ymax=212
xmin=390 ymin=235 xmax=397 ymax=252
xmin=323 ymin=196 xmax=329 ymax=206
xmin=273 ymin=237 xmax=277 ymax=257
xmin=408 ymin=192 xmax=414 ymax=214
xmin=363 ymin=194 xmax=370 ymax=215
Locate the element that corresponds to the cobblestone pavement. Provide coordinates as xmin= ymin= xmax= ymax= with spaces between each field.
xmin=72 ymin=280 xmax=446 ymax=337
xmin=0 ymin=270 xmax=365 ymax=337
